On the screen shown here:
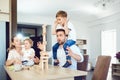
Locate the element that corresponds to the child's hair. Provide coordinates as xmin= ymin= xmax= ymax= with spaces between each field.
xmin=24 ymin=38 xmax=33 ymax=47
xmin=56 ymin=10 xmax=67 ymax=18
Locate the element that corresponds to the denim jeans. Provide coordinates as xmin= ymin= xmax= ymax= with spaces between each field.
xmin=53 ymin=40 xmax=76 ymax=60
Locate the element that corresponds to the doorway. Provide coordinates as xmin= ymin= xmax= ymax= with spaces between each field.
xmin=101 ymin=29 xmax=116 ymax=63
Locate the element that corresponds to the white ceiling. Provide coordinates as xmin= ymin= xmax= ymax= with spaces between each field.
xmin=17 ymin=0 xmax=120 ymax=23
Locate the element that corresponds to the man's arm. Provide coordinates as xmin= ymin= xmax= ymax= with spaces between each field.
xmin=67 ymin=46 xmax=83 ymax=62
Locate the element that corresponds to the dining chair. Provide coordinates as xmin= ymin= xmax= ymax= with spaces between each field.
xmin=76 ymin=54 xmax=89 ymax=80
xmin=92 ymin=55 xmax=111 ymax=80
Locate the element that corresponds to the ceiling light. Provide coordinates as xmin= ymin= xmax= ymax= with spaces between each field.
xmin=94 ymin=0 xmax=115 ymax=8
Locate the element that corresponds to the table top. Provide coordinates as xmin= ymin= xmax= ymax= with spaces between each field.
xmin=5 ymin=65 xmax=87 ymax=80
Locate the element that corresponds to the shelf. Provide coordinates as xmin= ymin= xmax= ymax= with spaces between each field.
xmin=0 ymin=12 xmax=9 ymax=15
xmin=112 ymin=64 xmax=120 ymax=77
xmin=76 ymin=39 xmax=87 ymax=55
xmin=76 ymin=39 xmax=86 ymax=45
xmin=112 ymin=68 xmax=120 ymax=70
xmin=81 ymin=49 xmax=87 ymax=54
xmin=112 ymin=72 xmax=120 ymax=76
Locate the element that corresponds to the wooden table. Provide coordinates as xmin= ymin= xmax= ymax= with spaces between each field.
xmin=5 ymin=65 xmax=87 ymax=80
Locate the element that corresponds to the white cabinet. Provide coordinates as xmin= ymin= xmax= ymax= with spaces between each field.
xmin=0 ymin=13 xmax=9 ymax=21
xmin=0 ymin=0 xmax=9 ymax=13
xmin=0 ymin=0 xmax=9 ymax=21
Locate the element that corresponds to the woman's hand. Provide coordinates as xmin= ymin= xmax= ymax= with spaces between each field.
xmin=14 ymin=58 xmax=22 ymax=64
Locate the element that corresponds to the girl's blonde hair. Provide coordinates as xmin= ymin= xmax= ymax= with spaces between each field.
xmin=24 ymin=38 xmax=33 ymax=47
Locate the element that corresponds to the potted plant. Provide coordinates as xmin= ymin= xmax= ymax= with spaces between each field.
xmin=116 ymin=52 xmax=120 ymax=63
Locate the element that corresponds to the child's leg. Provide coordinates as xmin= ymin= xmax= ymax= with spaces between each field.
xmin=52 ymin=43 xmax=59 ymax=66
xmin=63 ymin=40 xmax=76 ymax=60
xmin=63 ymin=40 xmax=76 ymax=68
xmin=53 ymin=43 xmax=59 ymax=59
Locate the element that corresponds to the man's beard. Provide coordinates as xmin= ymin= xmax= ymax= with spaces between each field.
xmin=59 ymin=42 xmax=64 ymax=45
xmin=58 ymin=40 xmax=65 ymax=45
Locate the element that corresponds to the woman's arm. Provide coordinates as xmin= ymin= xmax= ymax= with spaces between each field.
xmin=5 ymin=59 xmax=15 ymax=66
xmin=6 ymin=58 xmax=22 ymax=66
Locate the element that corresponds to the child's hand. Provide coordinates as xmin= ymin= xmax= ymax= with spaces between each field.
xmin=64 ymin=18 xmax=69 ymax=27
xmin=54 ymin=20 xmax=58 ymax=27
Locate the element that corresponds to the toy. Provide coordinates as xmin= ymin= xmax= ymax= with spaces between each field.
xmin=39 ymin=24 xmax=49 ymax=70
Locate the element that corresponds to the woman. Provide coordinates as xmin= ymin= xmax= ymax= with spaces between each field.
xmin=6 ymin=36 xmax=22 ymax=66
xmin=6 ymin=36 xmax=40 ymax=66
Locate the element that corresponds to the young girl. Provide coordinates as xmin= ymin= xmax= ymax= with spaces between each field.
xmin=22 ymin=38 xmax=35 ymax=66
xmin=6 ymin=36 xmax=22 ymax=66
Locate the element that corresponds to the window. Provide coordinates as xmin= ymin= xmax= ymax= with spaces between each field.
xmin=101 ymin=29 xmax=116 ymax=63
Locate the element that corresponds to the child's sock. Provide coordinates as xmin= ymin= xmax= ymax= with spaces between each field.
xmin=54 ymin=59 xmax=59 ymax=66
xmin=62 ymin=60 xmax=72 ymax=68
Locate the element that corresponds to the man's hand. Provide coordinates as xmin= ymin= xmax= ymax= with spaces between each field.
xmin=66 ymin=47 xmax=73 ymax=56
xmin=66 ymin=46 xmax=81 ymax=61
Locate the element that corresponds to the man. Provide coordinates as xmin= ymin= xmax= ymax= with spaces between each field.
xmin=37 ymin=28 xmax=83 ymax=80
xmin=53 ymin=28 xmax=83 ymax=70
xmin=53 ymin=29 xmax=84 ymax=80
xmin=52 ymin=10 xmax=76 ymax=67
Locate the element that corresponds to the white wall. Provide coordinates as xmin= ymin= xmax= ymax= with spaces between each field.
xmin=88 ymin=12 xmax=120 ymax=67
xmin=18 ymin=14 xmax=89 ymax=47
xmin=0 ymin=21 xmax=7 ymax=80
xmin=18 ymin=14 xmax=92 ymax=67
xmin=0 ymin=22 xmax=6 ymax=65
xmin=18 ymin=14 xmax=54 ymax=25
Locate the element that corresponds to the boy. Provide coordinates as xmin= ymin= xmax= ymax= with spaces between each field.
xmin=52 ymin=10 xmax=76 ymax=68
